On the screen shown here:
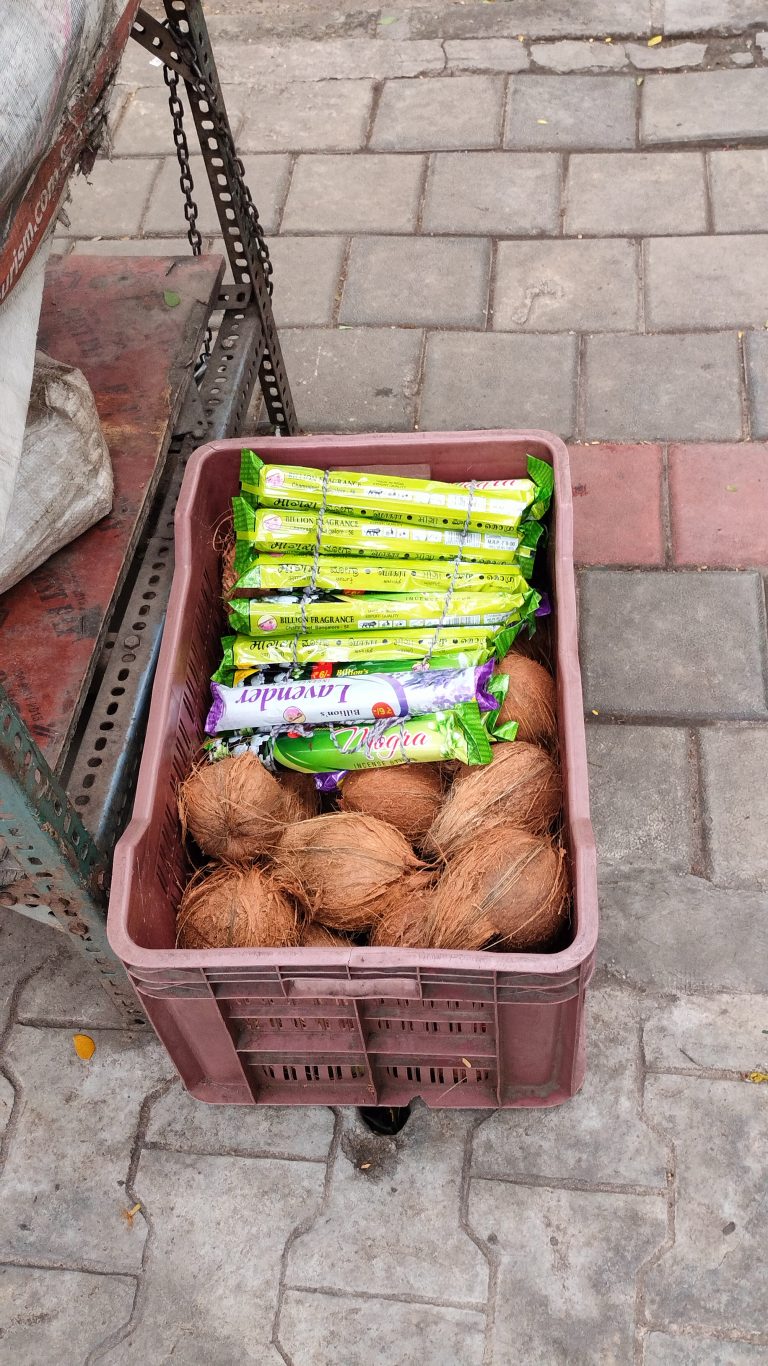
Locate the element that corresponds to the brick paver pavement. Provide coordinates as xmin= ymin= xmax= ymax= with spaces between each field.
xmin=3 ymin=1 xmax=768 ymax=1361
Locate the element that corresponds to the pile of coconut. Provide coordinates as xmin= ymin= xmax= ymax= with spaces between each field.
xmin=175 ymin=646 xmax=570 ymax=956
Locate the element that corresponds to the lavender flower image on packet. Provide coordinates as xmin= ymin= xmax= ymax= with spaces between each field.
xmin=205 ymin=662 xmax=502 ymax=735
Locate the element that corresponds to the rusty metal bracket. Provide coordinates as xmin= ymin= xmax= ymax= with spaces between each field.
xmin=131 ymin=8 xmax=198 ymax=83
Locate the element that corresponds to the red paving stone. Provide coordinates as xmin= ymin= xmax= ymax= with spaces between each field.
xmin=669 ymin=443 xmax=768 ymax=568
xmin=568 ymin=443 xmax=665 ymax=566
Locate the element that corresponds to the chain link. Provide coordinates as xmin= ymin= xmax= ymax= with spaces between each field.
xmin=163 ymin=63 xmax=212 ymax=363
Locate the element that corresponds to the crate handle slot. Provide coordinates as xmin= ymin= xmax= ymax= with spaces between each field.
xmin=284 ymin=977 xmax=421 ymax=1000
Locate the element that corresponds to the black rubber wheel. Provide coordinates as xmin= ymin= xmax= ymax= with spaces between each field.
xmin=357 ymin=1103 xmax=412 ymax=1136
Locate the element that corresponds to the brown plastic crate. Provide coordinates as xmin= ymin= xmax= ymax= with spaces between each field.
xmin=108 ymin=431 xmax=597 ymax=1108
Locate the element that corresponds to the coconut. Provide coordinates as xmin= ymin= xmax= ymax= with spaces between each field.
xmin=369 ymin=875 xmax=436 ymax=947
xmin=425 ymin=741 xmax=561 ymax=861
xmin=493 ymin=653 xmax=557 ymax=746
xmin=278 ymin=768 xmax=322 ymax=823
xmin=300 ymin=922 xmax=352 ymax=948
xmin=426 ymin=825 xmax=569 ymax=951
xmin=338 ymin=765 xmax=443 ymax=844
xmin=271 ymin=813 xmax=426 ymax=932
xmin=221 ymin=538 xmax=238 ymax=601
xmin=176 ymin=863 xmax=298 ymax=949
xmin=512 ymin=618 xmax=552 ymax=669
xmin=178 ymin=753 xmax=289 ymax=863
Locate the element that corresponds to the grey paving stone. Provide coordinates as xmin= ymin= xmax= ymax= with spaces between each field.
xmin=646 ymin=236 xmax=768 ymax=330
xmin=584 ymin=333 xmax=742 ymax=441
xmin=444 ymin=39 xmax=531 ymax=72
xmin=213 ymin=38 xmax=445 ymax=83
xmin=530 ymin=40 xmax=628 ymax=71
xmin=407 ymin=0 xmax=652 ymax=40
xmin=580 ymin=569 xmax=768 ymax=718
xmin=730 ymin=50 xmax=755 ymax=65
xmin=16 ymin=944 xmax=123 ymax=1026
xmin=110 ymin=1149 xmax=323 ymax=1364
xmin=709 ymin=149 xmax=768 ymax=233
xmin=587 ymin=725 xmax=694 ymax=872
xmin=71 ymin=236 xmax=196 ymax=255
xmin=237 ymin=80 xmax=374 ymax=152
xmin=285 ymin=1106 xmax=488 ymax=1301
xmin=644 ymin=1074 xmax=768 ymax=1332
xmin=281 ymin=153 xmax=424 ymax=232
xmin=0 ymin=912 xmax=58 ymax=1032
xmin=144 ymin=154 xmax=290 ymax=235
xmin=64 ymin=157 xmax=159 ymax=237
xmin=493 ymin=238 xmax=638 ymax=331
xmin=641 ymin=70 xmax=768 ymax=144
xmin=370 ymin=76 xmax=504 ymax=151
xmin=469 ymin=1181 xmax=666 ymax=1362
xmin=0 ymin=1266 xmax=135 ymax=1365
xmin=625 ymin=41 xmax=708 ymax=69
xmin=0 ymin=1026 xmax=171 ymax=1271
xmin=113 ymin=84 xmax=246 ymax=155
xmin=282 ymin=327 xmax=423 ymax=431
xmin=279 ymin=1290 xmax=486 ymax=1365
xmin=565 ymin=152 xmax=707 ymax=236
xmin=646 ymin=1336 xmax=768 ymax=1365
xmin=700 ymin=726 xmax=768 ymax=890
xmin=745 ymin=331 xmax=768 ymax=439
xmin=505 ymin=75 xmax=637 ymax=150
xmin=643 ymin=994 xmax=768 ymax=1075
xmin=423 ymin=151 xmax=560 ymax=236
xmin=664 ymin=0 xmax=768 ymax=33
xmin=340 ymin=236 xmax=489 ymax=326
xmin=420 ymin=332 xmax=577 ymax=432
xmin=597 ymin=873 xmax=768 ymax=993
xmin=473 ymin=986 xmax=668 ymax=1187
xmin=261 ymin=236 xmax=344 ymax=326
xmin=146 ymin=1079 xmax=334 ymax=1158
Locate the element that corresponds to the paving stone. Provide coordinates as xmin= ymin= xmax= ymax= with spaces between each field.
xmin=423 ymin=151 xmax=560 ymax=236
xmin=759 ymin=31 xmax=768 ymax=56
xmin=281 ymin=153 xmax=424 ymax=232
xmin=113 ymin=84 xmax=246 ymax=155
xmin=530 ymin=40 xmax=628 ymax=72
xmin=0 ymin=1025 xmax=171 ymax=1271
xmin=421 ymin=332 xmax=577 ymax=432
xmin=144 ymin=154 xmax=290 ymax=235
xmin=340 ymin=236 xmax=489 ymax=326
xmin=262 ymin=236 xmax=344 ymax=326
xmin=580 ymin=569 xmax=768 ymax=718
xmin=646 ymin=1337 xmax=768 ymax=1365
xmin=444 ymin=39 xmax=530 ymax=73
xmin=584 ymin=333 xmax=742 ymax=441
xmin=700 ymin=727 xmax=768 ymax=891
xmin=625 ymin=41 xmax=709 ymax=69
xmin=64 ymin=157 xmax=159 ymax=237
xmin=643 ymin=994 xmax=768 ymax=1075
xmin=282 ymin=327 xmax=423 ymax=431
xmin=597 ymin=873 xmax=768 ymax=993
xmin=213 ymin=38 xmax=445 ymax=83
xmin=70 ymin=236 xmax=196 ymax=255
xmin=746 ymin=333 xmax=768 ymax=440
xmin=285 ymin=1106 xmax=488 ymax=1302
xmin=371 ymin=76 xmax=504 ymax=151
xmin=668 ymin=443 xmax=768 ymax=567
xmin=493 ymin=238 xmax=638 ymax=331
xmin=587 ymin=726 xmax=694 ymax=872
xmin=469 ymin=1181 xmax=667 ymax=1362
xmin=0 ymin=912 xmax=58 ymax=1032
xmin=146 ymin=1080 xmax=334 ymax=1158
xmin=279 ymin=1290 xmax=486 ymax=1365
xmin=646 ymin=236 xmax=768 ymax=330
xmin=0 ymin=1074 xmax=13 ymax=1138
xmin=110 ymin=1148 xmax=323 ymax=1364
xmin=237 ymin=80 xmax=374 ymax=152
xmin=473 ymin=987 xmax=668 ymax=1187
xmin=644 ymin=1074 xmax=768 ymax=1332
xmin=565 ymin=152 xmax=707 ymax=236
xmin=505 ymin=74 xmax=637 ymax=150
xmin=730 ymin=50 xmax=755 ymax=66
xmin=641 ymin=70 xmax=768 ymax=144
xmin=16 ymin=943 xmax=123 ymax=1026
xmin=569 ymin=442 xmax=664 ymax=565
xmin=664 ymin=0 xmax=768 ymax=33
xmin=709 ymin=149 xmax=768 ymax=233
xmin=407 ymin=0 xmax=652 ymax=41
xmin=0 ymin=1266 xmax=135 ymax=1365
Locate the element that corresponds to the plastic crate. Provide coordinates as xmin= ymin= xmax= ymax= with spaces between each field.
xmin=108 ymin=431 xmax=597 ymax=1109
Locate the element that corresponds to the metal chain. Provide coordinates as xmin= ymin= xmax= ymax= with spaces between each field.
xmin=163 ymin=63 xmax=212 ymax=363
